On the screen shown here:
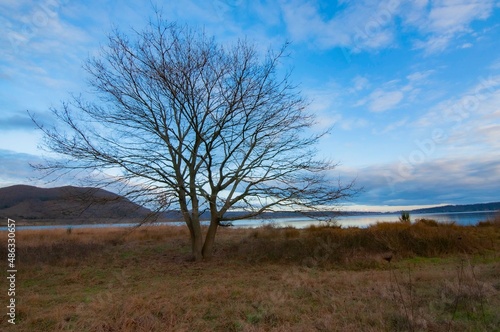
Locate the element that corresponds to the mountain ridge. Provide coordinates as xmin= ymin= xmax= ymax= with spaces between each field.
xmin=408 ymin=202 xmax=500 ymax=214
xmin=0 ymin=184 xmax=153 ymax=224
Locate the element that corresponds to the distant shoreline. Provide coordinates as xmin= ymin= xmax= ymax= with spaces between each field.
xmin=2 ymin=210 xmax=497 ymax=231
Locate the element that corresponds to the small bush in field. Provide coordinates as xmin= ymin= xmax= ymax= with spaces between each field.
xmin=399 ymin=212 xmax=411 ymax=224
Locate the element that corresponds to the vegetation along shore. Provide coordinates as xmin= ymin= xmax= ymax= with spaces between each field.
xmin=1 ymin=214 xmax=499 ymax=331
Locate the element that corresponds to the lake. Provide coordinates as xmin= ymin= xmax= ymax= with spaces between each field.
xmin=229 ymin=211 xmax=497 ymax=228
xmin=1 ymin=211 xmax=497 ymax=231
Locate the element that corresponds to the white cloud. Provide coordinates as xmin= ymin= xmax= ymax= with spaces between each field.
xmin=406 ymin=70 xmax=434 ymax=83
xmin=279 ymin=0 xmax=495 ymax=56
xmin=333 ymin=153 xmax=500 ymax=205
xmin=350 ymin=75 xmax=370 ymax=92
xmin=341 ymin=154 xmax=500 ymax=205
xmin=302 ymin=82 xmax=344 ymax=132
xmin=477 ymin=123 xmax=500 ymax=146
xmin=253 ymin=1 xmax=282 ymax=26
xmin=303 ymin=80 xmax=371 ymax=131
xmin=0 ymin=1 xmax=97 ymax=98
xmin=414 ymin=75 xmax=500 ymax=157
xmin=445 ymin=94 xmax=500 ymax=151
xmin=279 ymin=0 xmax=398 ymax=52
xmin=403 ymin=0 xmax=496 ymax=54
xmin=368 ymin=89 xmax=404 ymax=112
xmin=338 ymin=116 xmax=369 ymax=131
xmin=413 ymin=35 xmax=453 ymax=54
xmin=350 ymin=70 xmax=435 ymax=112
xmin=375 ymin=118 xmax=409 ymax=135
xmin=489 ymin=58 xmax=500 ymax=70
xmin=279 ymin=1 xmax=329 ymax=43
xmin=427 ymin=0 xmax=493 ymax=35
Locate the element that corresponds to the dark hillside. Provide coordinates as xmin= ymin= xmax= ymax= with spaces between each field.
xmin=410 ymin=202 xmax=500 ymax=214
xmin=0 ymin=185 xmax=152 ymax=224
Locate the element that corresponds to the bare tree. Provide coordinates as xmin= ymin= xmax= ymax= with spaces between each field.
xmin=32 ymin=19 xmax=356 ymax=261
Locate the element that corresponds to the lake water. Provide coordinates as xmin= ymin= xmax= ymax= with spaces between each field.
xmin=230 ymin=211 xmax=497 ymax=228
xmin=1 ymin=211 xmax=496 ymax=231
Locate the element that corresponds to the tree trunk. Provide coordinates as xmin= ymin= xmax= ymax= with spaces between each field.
xmin=191 ymin=229 xmax=203 ymax=262
xmin=202 ymin=217 xmax=219 ymax=260
xmin=186 ymin=215 xmax=204 ymax=262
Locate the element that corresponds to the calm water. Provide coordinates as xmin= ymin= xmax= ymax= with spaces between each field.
xmin=1 ymin=211 xmax=496 ymax=231
xmin=231 ymin=211 xmax=497 ymax=228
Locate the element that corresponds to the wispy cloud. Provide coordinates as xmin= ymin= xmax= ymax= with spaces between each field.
xmin=443 ymin=96 xmax=500 ymax=152
xmin=0 ymin=1 xmax=95 ymax=108
xmin=338 ymin=155 xmax=500 ymax=205
xmin=415 ymin=74 xmax=500 ymax=129
xmin=406 ymin=70 xmax=435 ymax=83
xmin=368 ymin=89 xmax=404 ymax=112
xmin=1 ymin=0 xmax=90 ymax=57
xmin=0 ymin=150 xmax=45 ymax=187
xmin=375 ymin=118 xmax=409 ymax=135
xmin=337 ymin=116 xmax=369 ymax=131
xmin=350 ymin=75 xmax=371 ymax=92
xmin=279 ymin=0 xmax=398 ymax=52
xmin=426 ymin=0 xmax=493 ymax=34
xmin=489 ymin=58 xmax=500 ymax=70
xmin=353 ymin=70 xmax=435 ymax=112
xmin=1 ymin=0 xmax=498 ymax=208
xmin=403 ymin=0 xmax=496 ymax=55
xmin=278 ymin=0 xmax=496 ymax=56
xmin=0 ymin=149 xmax=105 ymax=188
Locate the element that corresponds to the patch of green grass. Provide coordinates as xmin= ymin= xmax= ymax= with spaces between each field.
xmin=118 ymin=249 xmax=133 ymax=257
xmin=19 ymin=278 xmax=41 ymax=288
xmin=246 ymin=312 xmax=262 ymax=325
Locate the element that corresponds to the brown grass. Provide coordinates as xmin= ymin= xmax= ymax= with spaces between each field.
xmin=477 ymin=211 xmax=500 ymax=227
xmin=1 ymin=222 xmax=499 ymax=331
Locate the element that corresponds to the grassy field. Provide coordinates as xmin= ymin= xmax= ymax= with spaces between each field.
xmin=1 ymin=218 xmax=500 ymax=331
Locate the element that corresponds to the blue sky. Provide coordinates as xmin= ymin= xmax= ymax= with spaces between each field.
xmin=1 ymin=0 xmax=499 ymax=211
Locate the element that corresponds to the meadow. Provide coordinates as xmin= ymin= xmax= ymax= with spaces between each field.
xmin=1 ymin=216 xmax=499 ymax=331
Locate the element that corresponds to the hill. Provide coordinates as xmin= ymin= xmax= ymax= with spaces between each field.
xmin=0 ymin=185 xmax=153 ymax=224
xmin=409 ymin=202 xmax=500 ymax=214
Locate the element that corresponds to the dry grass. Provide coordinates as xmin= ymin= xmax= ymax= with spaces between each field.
xmin=1 ymin=221 xmax=499 ymax=331
xmin=477 ymin=211 xmax=500 ymax=227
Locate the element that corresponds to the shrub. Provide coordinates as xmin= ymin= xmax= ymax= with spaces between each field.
xmin=399 ymin=211 xmax=411 ymax=224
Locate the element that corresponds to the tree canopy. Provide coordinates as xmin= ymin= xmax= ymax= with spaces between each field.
xmin=33 ymin=19 xmax=356 ymax=260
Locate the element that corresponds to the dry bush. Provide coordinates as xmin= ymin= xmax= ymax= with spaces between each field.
xmin=226 ymin=221 xmax=492 ymax=268
xmin=477 ymin=211 xmax=500 ymax=227
xmin=369 ymin=221 xmax=480 ymax=257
